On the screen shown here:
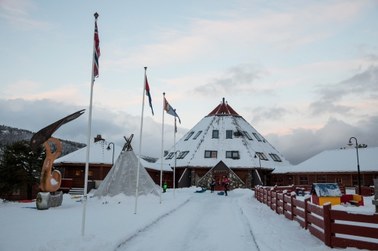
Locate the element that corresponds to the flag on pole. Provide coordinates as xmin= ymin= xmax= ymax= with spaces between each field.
xmin=83 ymin=12 xmax=100 ymax=237
xmin=164 ymin=97 xmax=181 ymax=123
xmin=145 ymin=75 xmax=154 ymax=115
xmin=93 ymin=17 xmax=100 ymax=79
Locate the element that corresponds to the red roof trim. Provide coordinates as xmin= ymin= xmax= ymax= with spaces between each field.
xmin=207 ymin=98 xmax=240 ymax=116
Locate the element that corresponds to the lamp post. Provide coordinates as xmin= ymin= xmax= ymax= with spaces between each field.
xmin=107 ymin=142 xmax=115 ymax=165
xmin=348 ymin=137 xmax=361 ymax=194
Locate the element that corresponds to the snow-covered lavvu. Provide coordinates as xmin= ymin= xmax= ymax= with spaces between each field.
xmin=1 ymin=188 xmax=374 ymax=251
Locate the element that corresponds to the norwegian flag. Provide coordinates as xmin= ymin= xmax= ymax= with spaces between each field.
xmin=93 ymin=17 xmax=100 ymax=79
xmin=145 ymin=75 xmax=154 ymax=116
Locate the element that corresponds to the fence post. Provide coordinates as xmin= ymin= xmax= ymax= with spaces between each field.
xmin=290 ymin=194 xmax=295 ymax=220
xmin=275 ymin=191 xmax=279 ymax=214
xmin=263 ymin=189 xmax=266 ymax=204
xmin=258 ymin=187 xmax=261 ymax=202
xmin=304 ymin=197 xmax=310 ymax=229
xmin=323 ymin=203 xmax=332 ymax=247
xmin=259 ymin=187 xmax=262 ymax=202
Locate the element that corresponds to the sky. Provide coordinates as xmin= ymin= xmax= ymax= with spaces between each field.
xmin=0 ymin=188 xmax=374 ymax=251
xmin=1 ymin=0 xmax=378 ymax=164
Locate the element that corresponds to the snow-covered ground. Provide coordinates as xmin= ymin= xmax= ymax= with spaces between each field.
xmin=0 ymin=188 xmax=372 ymax=251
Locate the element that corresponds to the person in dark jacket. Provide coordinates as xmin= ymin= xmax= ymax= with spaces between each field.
xmin=210 ymin=178 xmax=216 ymax=193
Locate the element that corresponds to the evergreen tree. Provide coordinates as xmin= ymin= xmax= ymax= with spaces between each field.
xmin=0 ymin=140 xmax=44 ymax=200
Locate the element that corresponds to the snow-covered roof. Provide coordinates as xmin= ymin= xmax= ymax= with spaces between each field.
xmin=54 ymin=139 xmax=173 ymax=171
xmin=160 ymin=98 xmax=291 ymax=170
xmin=274 ymin=147 xmax=378 ymax=174
xmin=54 ymin=140 xmax=122 ymax=165
xmin=143 ymin=160 xmax=172 ymax=172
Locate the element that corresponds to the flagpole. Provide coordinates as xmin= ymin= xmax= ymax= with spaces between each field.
xmin=160 ymin=93 xmax=166 ymax=203
xmin=135 ymin=67 xmax=147 ymax=214
xmin=81 ymin=12 xmax=99 ymax=237
xmin=173 ymin=115 xmax=176 ymax=198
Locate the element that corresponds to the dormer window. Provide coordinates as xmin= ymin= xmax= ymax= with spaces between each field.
xmin=184 ymin=131 xmax=194 ymax=141
xmin=193 ymin=131 xmax=202 ymax=140
xmin=165 ymin=152 xmax=174 ymax=159
xmin=253 ymin=132 xmax=262 ymax=142
xmin=177 ymin=151 xmax=189 ymax=159
xmin=243 ymin=131 xmax=253 ymax=140
xmin=269 ymin=153 xmax=282 ymax=162
xmin=255 ymin=152 xmax=268 ymax=160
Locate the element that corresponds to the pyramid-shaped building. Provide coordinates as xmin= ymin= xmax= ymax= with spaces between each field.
xmin=160 ymin=98 xmax=291 ymax=189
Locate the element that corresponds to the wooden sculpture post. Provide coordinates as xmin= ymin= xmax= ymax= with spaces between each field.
xmin=30 ymin=109 xmax=85 ymax=210
xmin=35 ymin=137 xmax=64 ymax=210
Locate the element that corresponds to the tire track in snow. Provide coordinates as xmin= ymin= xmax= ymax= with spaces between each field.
xmin=115 ymin=197 xmax=191 ymax=250
xmin=117 ymin=192 xmax=261 ymax=251
xmin=237 ymin=206 xmax=261 ymax=251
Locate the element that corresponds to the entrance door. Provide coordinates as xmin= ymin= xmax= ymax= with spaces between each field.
xmin=213 ymin=171 xmax=229 ymax=191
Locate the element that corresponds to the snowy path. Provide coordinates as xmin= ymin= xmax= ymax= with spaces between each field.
xmin=1 ymin=188 xmax=339 ymax=251
xmin=117 ymin=192 xmax=260 ymax=251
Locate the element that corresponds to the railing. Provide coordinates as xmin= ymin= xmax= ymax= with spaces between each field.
xmin=255 ymin=186 xmax=378 ymax=250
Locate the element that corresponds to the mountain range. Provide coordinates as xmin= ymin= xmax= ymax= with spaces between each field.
xmin=0 ymin=124 xmax=85 ymax=160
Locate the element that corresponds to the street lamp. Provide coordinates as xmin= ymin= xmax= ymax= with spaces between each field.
xmin=107 ymin=142 xmax=115 ymax=165
xmin=348 ymin=137 xmax=361 ymax=194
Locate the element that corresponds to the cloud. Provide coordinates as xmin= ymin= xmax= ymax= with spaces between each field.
xmin=0 ymin=98 xmax=183 ymax=158
xmin=310 ymin=65 xmax=378 ymax=115
xmin=267 ymin=116 xmax=378 ymax=165
xmin=193 ymin=64 xmax=266 ymax=96
xmin=0 ymin=0 xmax=51 ymax=30
xmin=250 ymin=106 xmax=290 ymax=124
xmin=107 ymin=1 xmax=369 ymax=72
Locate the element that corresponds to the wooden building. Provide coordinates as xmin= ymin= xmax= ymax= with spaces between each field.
xmin=271 ymin=147 xmax=378 ymax=195
xmin=154 ymin=98 xmax=290 ymax=190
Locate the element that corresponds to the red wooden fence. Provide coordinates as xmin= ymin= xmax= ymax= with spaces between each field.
xmin=255 ymin=186 xmax=378 ymax=250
